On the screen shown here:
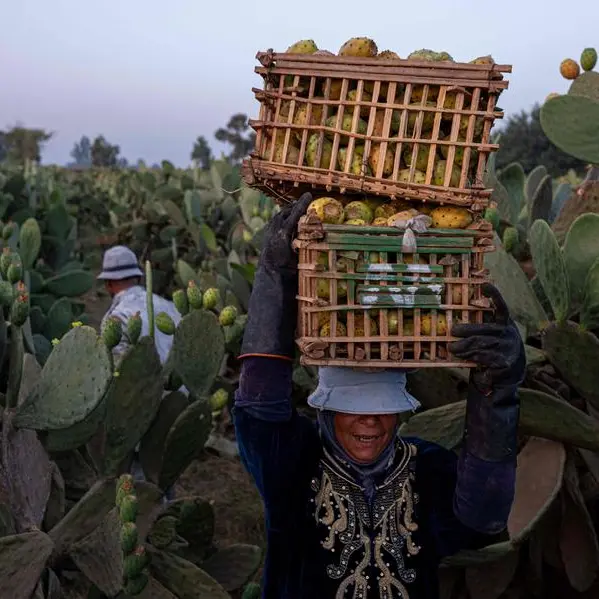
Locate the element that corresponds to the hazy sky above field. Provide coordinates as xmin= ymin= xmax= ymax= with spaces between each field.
xmin=3 ymin=0 xmax=599 ymax=166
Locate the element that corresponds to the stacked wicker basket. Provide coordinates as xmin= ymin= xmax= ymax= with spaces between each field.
xmin=242 ymin=40 xmax=511 ymax=369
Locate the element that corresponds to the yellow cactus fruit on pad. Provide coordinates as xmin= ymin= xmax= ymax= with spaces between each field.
xmin=338 ymin=37 xmax=378 ymax=58
xmin=430 ymin=206 xmax=473 ymax=229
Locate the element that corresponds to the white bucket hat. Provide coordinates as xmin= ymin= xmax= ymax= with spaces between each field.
xmin=307 ymin=367 xmax=421 ymax=415
xmin=97 ymin=246 xmax=144 ymax=280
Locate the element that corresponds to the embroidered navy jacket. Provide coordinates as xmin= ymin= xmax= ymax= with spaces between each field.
xmin=233 ymin=358 xmax=516 ymax=599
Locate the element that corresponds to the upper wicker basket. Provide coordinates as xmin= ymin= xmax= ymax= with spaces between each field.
xmin=242 ymin=48 xmax=511 ymax=211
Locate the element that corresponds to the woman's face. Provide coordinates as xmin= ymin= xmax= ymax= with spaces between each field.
xmin=334 ymin=412 xmax=398 ymax=464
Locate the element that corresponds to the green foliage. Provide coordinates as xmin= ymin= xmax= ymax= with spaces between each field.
xmin=0 ymin=256 xmax=260 ymax=596
xmin=494 ymin=104 xmax=587 ymax=177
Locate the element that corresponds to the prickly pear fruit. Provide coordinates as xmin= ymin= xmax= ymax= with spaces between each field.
xmin=123 ymin=545 xmax=149 ymax=579
xmin=373 ymin=217 xmax=389 ymax=226
xmin=242 ymin=582 xmax=262 ymax=599
xmin=560 ymin=58 xmax=580 ymax=80
xmin=344 ymin=201 xmax=374 ymax=224
xmin=430 ymin=206 xmax=473 ymax=229
xmin=18 ymin=217 xmax=42 ymax=269
xmin=470 ymin=55 xmax=495 ymax=65
xmin=307 ymin=197 xmax=345 ymax=224
xmin=156 ymin=311 xmax=176 ymax=335
xmin=120 ymin=522 xmax=138 ymax=554
xmin=10 ymin=291 xmax=29 ymax=327
xmin=421 ymin=313 xmax=448 ymax=335
xmin=345 ymin=218 xmax=367 ymax=225
xmin=338 ymin=37 xmax=378 ymax=58
xmin=127 ymin=312 xmax=142 ymax=345
xmin=0 ymin=281 xmax=14 ymax=307
xmin=102 ymin=316 xmax=123 ymax=350
xmin=148 ymin=515 xmax=178 ymax=548
xmin=484 ymin=206 xmax=499 ymax=230
xmin=319 ymin=321 xmax=348 ymax=337
xmin=305 ymin=134 xmax=334 ymax=168
xmin=378 ymin=50 xmax=400 ymax=59
xmin=125 ymin=572 xmax=148 ymax=595
xmin=7 ymin=257 xmax=22 ymax=284
xmin=286 ymin=39 xmax=318 ymax=54
xmin=503 ymin=226 xmax=519 ymax=252
xmin=0 ymin=248 xmax=12 ymax=277
xmin=116 ymin=474 xmax=135 ymax=507
xmin=219 ymin=305 xmax=238 ymax=326
xmin=210 ymin=388 xmax=229 ymax=411
xmin=172 ymin=289 xmax=189 ymax=316
xmin=2 ymin=222 xmax=16 ymax=241
xmin=202 ymin=287 xmax=220 ymax=310
xmin=187 ymin=280 xmax=203 ymax=309
xmin=119 ymin=494 xmax=139 ymax=523
xmin=581 ymin=48 xmax=597 ymax=72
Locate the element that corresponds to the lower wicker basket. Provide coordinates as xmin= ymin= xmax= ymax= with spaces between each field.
xmin=294 ymin=212 xmax=495 ymax=368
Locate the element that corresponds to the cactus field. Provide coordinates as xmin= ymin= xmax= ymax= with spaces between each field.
xmin=1 ymin=43 xmax=599 ymax=599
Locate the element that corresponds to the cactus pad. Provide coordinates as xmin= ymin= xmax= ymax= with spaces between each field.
xmin=48 ymin=479 xmax=115 ymax=554
xmin=400 ymin=387 xmax=599 ymax=454
xmin=171 ymin=310 xmax=225 ymax=398
xmin=43 ymin=269 xmax=94 ymax=297
xmin=201 ymin=544 xmax=262 ymax=592
xmin=148 ymin=547 xmax=230 ymax=599
xmin=158 ymin=399 xmax=213 ymax=490
xmin=0 ymin=531 xmax=54 ymax=598
xmin=562 ymin=213 xmax=599 ymax=308
xmin=18 ymin=217 xmax=42 ymax=270
xmin=540 ymin=95 xmax=599 ymax=164
xmin=44 ymin=399 xmax=106 ymax=453
xmin=542 ymin=321 xmax=599 ymax=411
xmin=528 ymin=174 xmax=553 ymax=228
xmin=101 ymin=337 xmax=164 ymax=477
xmin=507 ymin=437 xmax=566 ymax=543
xmin=528 ymin=219 xmax=570 ymax=322
xmin=69 ymin=509 xmax=124 ymax=597
xmin=581 ymin=257 xmax=599 ymax=329
xmin=484 ymin=233 xmax=548 ymax=333
xmin=14 ymin=325 xmax=112 ymax=430
xmin=138 ymin=391 xmax=189 ymax=484
xmin=497 ymin=162 xmax=525 ymax=225
xmin=568 ymin=71 xmax=599 ymax=102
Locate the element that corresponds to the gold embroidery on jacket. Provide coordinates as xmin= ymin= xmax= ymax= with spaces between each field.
xmin=311 ymin=439 xmax=420 ymax=599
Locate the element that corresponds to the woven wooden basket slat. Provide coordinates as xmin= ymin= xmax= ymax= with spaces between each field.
xmin=242 ymin=50 xmax=511 ymax=208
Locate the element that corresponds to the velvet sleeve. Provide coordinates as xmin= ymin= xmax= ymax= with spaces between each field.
xmin=410 ymin=438 xmax=509 ymax=559
xmin=233 ymin=357 xmax=321 ymax=528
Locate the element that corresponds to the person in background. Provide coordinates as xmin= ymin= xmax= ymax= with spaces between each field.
xmin=233 ymin=193 xmax=526 ymax=599
xmin=97 ymin=245 xmax=181 ymax=363
xmin=97 ymin=244 xmax=183 ymax=500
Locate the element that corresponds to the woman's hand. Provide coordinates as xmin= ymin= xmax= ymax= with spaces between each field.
xmin=449 ymin=283 xmax=526 ymax=392
xmin=239 ymin=192 xmax=313 ymax=361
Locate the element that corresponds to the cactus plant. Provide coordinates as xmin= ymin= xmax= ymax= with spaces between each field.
xmin=0 ymin=253 xmax=259 ymax=596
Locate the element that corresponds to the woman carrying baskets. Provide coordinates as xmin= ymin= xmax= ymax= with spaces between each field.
xmin=233 ymin=192 xmax=525 ymax=599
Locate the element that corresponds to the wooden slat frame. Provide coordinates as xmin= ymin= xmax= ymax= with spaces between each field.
xmin=295 ymin=216 xmax=493 ymax=368
xmin=243 ymin=49 xmax=511 ymax=208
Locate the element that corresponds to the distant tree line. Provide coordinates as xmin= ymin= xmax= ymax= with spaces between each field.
xmin=0 ymin=106 xmax=585 ymax=177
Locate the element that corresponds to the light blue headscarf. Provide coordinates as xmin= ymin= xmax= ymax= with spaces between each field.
xmin=309 ymin=367 xmax=421 ymax=505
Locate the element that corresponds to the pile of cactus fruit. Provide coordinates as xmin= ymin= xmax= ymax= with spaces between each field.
xmin=0 ymin=245 xmax=261 ymax=598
